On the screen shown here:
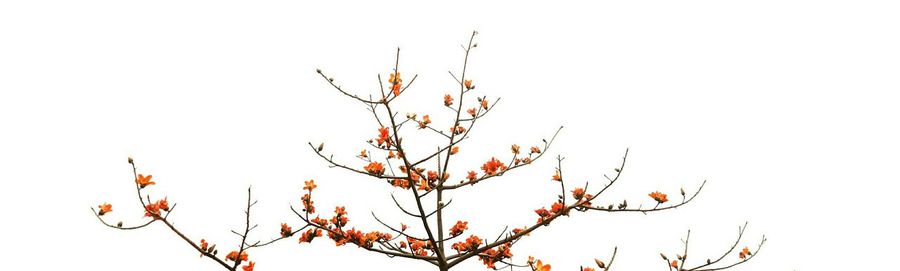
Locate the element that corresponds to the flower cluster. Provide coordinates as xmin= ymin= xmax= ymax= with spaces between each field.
xmin=365 ymin=162 xmax=385 ymax=176
xmin=280 ymin=223 xmax=293 ymax=238
xmin=301 ymin=194 xmax=315 ymax=213
xmin=449 ymin=220 xmax=468 ymax=236
xmin=478 ymin=242 xmax=513 ymax=269
xmin=298 ymin=228 xmax=323 ymax=243
xmin=481 ymin=157 xmax=507 ymax=175
xmin=144 ymin=198 xmax=169 ymax=218
xmin=404 ymin=237 xmax=433 ymax=256
xmin=389 ymin=72 xmax=402 ymax=96
xmin=450 ymin=235 xmax=482 ymax=253
xmin=376 ymin=127 xmax=392 ymax=148
xmin=535 ymin=201 xmax=567 ymax=223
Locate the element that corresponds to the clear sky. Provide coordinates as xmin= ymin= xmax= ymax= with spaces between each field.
xmin=2 ymin=1 xmax=898 ymax=270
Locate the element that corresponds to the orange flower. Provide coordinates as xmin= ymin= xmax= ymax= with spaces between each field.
xmin=530 ymin=146 xmax=541 ymax=154
xmin=359 ymin=149 xmax=368 ymax=158
xmin=387 ymin=150 xmax=396 ymax=159
xmin=364 ymin=162 xmax=385 ymax=176
xmin=739 ymin=246 xmax=751 ymax=259
xmin=583 ymin=268 xmax=595 ymax=271
xmin=480 ymin=98 xmax=488 ymax=110
xmin=551 ymin=170 xmax=561 ymax=181
xmin=281 ymin=223 xmax=293 ymax=237
xmin=481 ymin=157 xmax=506 ymax=175
xmin=572 ymin=188 xmax=585 ymax=200
xmin=98 ymin=203 xmax=112 ymax=216
xmin=389 ymin=72 xmax=402 ymax=84
xmin=144 ymin=199 xmax=168 ymax=217
xmin=444 ymin=94 xmax=454 ymax=106
xmin=417 ymin=179 xmax=432 ymax=191
xmin=451 ymin=235 xmax=483 ymax=252
xmin=225 ymin=251 xmax=248 ymax=262
xmin=199 ymin=239 xmax=208 ymax=256
xmin=671 ymin=260 xmax=678 ymax=268
xmin=450 ymin=220 xmax=468 ymax=236
xmin=158 ymin=197 xmax=169 ymax=211
xmin=464 ymin=79 xmax=473 ymax=90
xmin=550 ymin=202 xmax=565 ymax=214
xmin=391 ymin=178 xmax=411 ymax=189
xmin=511 ymin=144 xmax=520 ymax=154
xmin=467 ymin=108 xmax=477 ymax=117
xmin=298 ymin=228 xmax=322 ymax=243
xmin=303 ymin=179 xmax=317 ymax=191
xmin=242 ymin=261 xmax=255 ymax=271
xmin=392 ymin=83 xmax=401 ymax=96
xmin=452 ymin=125 xmax=466 ymax=135
xmin=301 ymin=194 xmax=315 ymax=213
xmin=534 ymin=259 xmax=551 ymax=271
xmin=331 ymin=206 xmax=349 ymax=227
xmin=136 ymin=174 xmax=155 ymax=188
xmin=311 ymin=216 xmax=328 ymax=226
xmin=418 ymin=115 xmax=432 ymax=129
xmin=376 ymin=127 xmax=391 ymax=147
xmin=649 ymin=191 xmax=668 ymax=204
xmin=467 ymin=171 xmax=477 ymax=181
xmin=450 ymin=146 xmax=459 ymax=155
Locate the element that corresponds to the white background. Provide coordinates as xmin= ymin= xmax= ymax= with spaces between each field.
xmin=2 ymin=1 xmax=898 ymax=270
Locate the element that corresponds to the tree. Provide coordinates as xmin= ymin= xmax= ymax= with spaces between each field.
xmin=93 ymin=32 xmax=765 ymax=271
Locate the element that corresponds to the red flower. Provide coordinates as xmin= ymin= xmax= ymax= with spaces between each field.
xmin=365 ymin=162 xmax=385 ymax=176
xmin=136 ymin=174 xmax=155 ymax=188
xmin=649 ymin=191 xmax=668 ymax=204
xmin=97 ymin=203 xmax=112 ymax=216
xmin=481 ymin=157 xmax=507 ymax=175
xmin=449 ymin=220 xmax=468 ymax=236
